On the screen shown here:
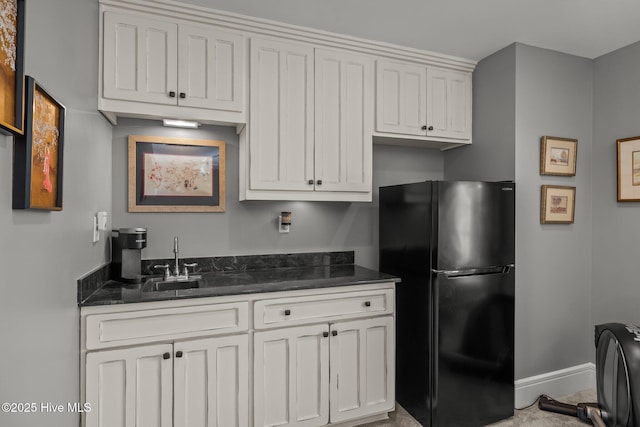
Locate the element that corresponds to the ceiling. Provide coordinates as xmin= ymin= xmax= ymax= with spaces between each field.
xmin=187 ymin=0 xmax=640 ymax=61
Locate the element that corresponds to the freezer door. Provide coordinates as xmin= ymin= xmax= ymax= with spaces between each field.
xmin=433 ymin=268 xmax=515 ymax=427
xmin=435 ymin=181 xmax=515 ymax=271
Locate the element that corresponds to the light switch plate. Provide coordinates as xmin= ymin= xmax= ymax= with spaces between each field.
xmin=97 ymin=211 xmax=108 ymax=231
xmin=92 ymin=216 xmax=99 ymax=243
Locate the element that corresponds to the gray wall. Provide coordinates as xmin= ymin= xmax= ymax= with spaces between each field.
xmin=445 ymin=44 xmax=516 ymax=182
xmin=111 ymin=119 xmax=445 ymax=270
xmin=592 ymin=41 xmax=640 ymax=328
xmin=445 ymin=43 xmax=594 ymax=380
xmin=0 ymin=1 xmax=113 ymax=426
xmin=514 ymin=44 xmax=593 ymax=379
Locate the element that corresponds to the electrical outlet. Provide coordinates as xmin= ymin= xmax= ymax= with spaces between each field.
xmin=92 ymin=216 xmax=99 ymax=243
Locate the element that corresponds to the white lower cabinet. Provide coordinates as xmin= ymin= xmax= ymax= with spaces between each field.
xmin=253 ymin=316 xmax=394 ymax=427
xmin=174 ymin=335 xmax=249 ymax=427
xmin=329 ymin=317 xmax=395 ymax=423
xmin=85 ymin=343 xmax=174 ymax=427
xmin=84 ymin=335 xmax=248 ymax=427
xmin=82 ymin=284 xmax=395 ymax=427
xmin=254 ymin=324 xmax=330 ymax=427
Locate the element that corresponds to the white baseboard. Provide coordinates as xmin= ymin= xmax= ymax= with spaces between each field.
xmin=514 ymin=363 xmax=596 ymax=409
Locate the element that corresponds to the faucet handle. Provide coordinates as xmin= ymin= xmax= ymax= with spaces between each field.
xmin=154 ymin=264 xmax=171 ymax=280
xmin=183 ymin=262 xmax=198 ymax=277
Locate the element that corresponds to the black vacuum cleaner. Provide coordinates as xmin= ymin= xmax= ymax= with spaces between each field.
xmin=539 ymin=323 xmax=640 ymax=426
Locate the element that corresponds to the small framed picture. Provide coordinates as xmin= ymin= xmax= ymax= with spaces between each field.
xmin=540 ymin=185 xmax=575 ymax=224
xmin=540 ymin=136 xmax=577 ymax=176
xmin=12 ymin=76 xmax=66 ymax=210
xmin=616 ymin=136 xmax=640 ymax=202
xmin=128 ymin=135 xmax=226 ymax=212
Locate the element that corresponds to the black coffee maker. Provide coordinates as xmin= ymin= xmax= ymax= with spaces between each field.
xmin=112 ymin=228 xmax=147 ymax=283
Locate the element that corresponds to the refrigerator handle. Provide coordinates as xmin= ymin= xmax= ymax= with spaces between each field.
xmin=432 ymin=264 xmax=514 ymax=278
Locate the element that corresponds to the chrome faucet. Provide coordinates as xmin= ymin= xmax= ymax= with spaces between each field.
xmin=173 ymin=236 xmax=180 ymax=277
xmin=153 ymin=236 xmax=200 ymax=281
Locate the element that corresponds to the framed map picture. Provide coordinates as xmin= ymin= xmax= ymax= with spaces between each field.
xmin=540 ymin=185 xmax=575 ymax=224
xmin=128 ymin=135 xmax=226 ymax=212
xmin=540 ymin=136 xmax=577 ymax=176
xmin=617 ymin=136 xmax=640 ymax=202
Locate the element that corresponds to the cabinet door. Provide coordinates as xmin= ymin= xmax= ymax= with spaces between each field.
xmin=375 ymin=60 xmax=426 ymax=135
xmin=103 ymin=11 xmax=178 ymax=105
xmin=315 ymin=49 xmax=373 ymax=193
xmin=85 ymin=343 xmax=173 ymax=427
xmin=254 ymin=324 xmax=329 ymax=427
xmin=249 ymin=38 xmax=315 ymax=191
xmin=426 ymin=67 xmax=471 ymax=140
xmin=329 ymin=316 xmax=395 ymax=423
xmin=174 ymin=335 xmax=249 ymax=427
xmin=178 ymin=25 xmax=244 ymax=111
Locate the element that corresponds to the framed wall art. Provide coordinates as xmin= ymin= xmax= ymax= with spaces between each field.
xmin=540 ymin=185 xmax=575 ymax=224
xmin=0 ymin=0 xmax=25 ymax=135
xmin=13 ymin=76 xmax=66 ymax=210
xmin=616 ymin=136 xmax=640 ymax=202
xmin=128 ymin=135 xmax=226 ymax=212
xmin=540 ymin=136 xmax=577 ymax=176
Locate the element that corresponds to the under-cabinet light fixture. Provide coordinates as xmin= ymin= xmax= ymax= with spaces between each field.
xmin=162 ymin=119 xmax=200 ymax=129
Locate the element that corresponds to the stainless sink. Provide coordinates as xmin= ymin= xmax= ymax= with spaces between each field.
xmin=142 ymin=276 xmax=204 ymax=292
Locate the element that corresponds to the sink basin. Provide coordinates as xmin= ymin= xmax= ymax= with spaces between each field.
xmin=142 ymin=276 xmax=204 ymax=292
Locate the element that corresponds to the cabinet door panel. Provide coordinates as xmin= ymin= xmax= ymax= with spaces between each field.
xmin=254 ymin=324 xmax=329 ymax=427
xmin=103 ymin=11 xmax=177 ymax=105
xmin=315 ymin=49 xmax=372 ymax=193
xmin=85 ymin=343 xmax=173 ymax=427
xmin=426 ymin=67 xmax=471 ymax=140
xmin=376 ymin=60 xmax=426 ymax=135
xmin=178 ymin=25 xmax=244 ymax=111
xmin=329 ymin=316 xmax=395 ymax=423
xmin=174 ymin=335 xmax=249 ymax=427
xmin=249 ymin=38 xmax=314 ymax=191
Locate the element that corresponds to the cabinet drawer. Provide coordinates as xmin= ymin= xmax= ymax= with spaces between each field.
xmin=86 ymin=302 xmax=248 ymax=350
xmin=254 ymin=289 xmax=393 ymax=329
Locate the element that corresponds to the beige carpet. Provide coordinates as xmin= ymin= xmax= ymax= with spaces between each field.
xmin=361 ymin=389 xmax=597 ymax=427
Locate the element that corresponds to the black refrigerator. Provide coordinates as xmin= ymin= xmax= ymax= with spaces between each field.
xmin=379 ymin=181 xmax=515 ymax=427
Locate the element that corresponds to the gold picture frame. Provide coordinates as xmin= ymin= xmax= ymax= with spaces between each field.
xmin=540 ymin=136 xmax=577 ymax=176
xmin=0 ymin=0 xmax=25 ymax=135
xmin=128 ymin=135 xmax=226 ymax=212
xmin=616 ymin=136 xmax=640 ymax=202
xmin=13 ymin=76 xmax=66 ymax=210
xmin=540 ymin=185 xmax=575 ymax=224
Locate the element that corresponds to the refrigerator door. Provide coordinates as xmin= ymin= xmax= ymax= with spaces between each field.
xmin=435 ymin=181 xmax=515 ymax=271
xmin=432 ymin=268 xmax=515 ymax=426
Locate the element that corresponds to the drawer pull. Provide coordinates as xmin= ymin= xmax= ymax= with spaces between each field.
xmin=323 ymin=332 xmax=329 ymax=338
xmin=284 ymin=309 xmax=291 ymax=316
xmin=163 ymin=352 xmax=171 ymax=360
xmin=364 ymin=301 xmax=371 ymax=307
xmin=176 ymin=351 xmax=183 ymax=358
xmin=332 ymin=330 xmax=338 ymax=336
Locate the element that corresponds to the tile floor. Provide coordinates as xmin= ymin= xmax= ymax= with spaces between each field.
xmin=360 ymin=389 xmax=597 ymax=427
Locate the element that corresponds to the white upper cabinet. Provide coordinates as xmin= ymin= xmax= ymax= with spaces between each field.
xmin=103 ymin=11 xmax=178 ymax=105
xmin=315 ymin=48 xmax=373 ymax=194
xmin=177 ymin=24 xmax=244 ymax=112
xmin=376 ymin=60 xmax=426 ymax=136
xmin=426 ymin=67 xmax=472 ymax=140
xmin=248 ymin=37 xmax=315 ymax=193
xmin=242 ymin=42 xmax=373 ymax=201
xmin=100 ymin=9 xmax=245 ymax=125
xmin=375 ymin=59 xmax=472 ymax=147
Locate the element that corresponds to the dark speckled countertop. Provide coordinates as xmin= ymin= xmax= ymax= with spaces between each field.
xmin=78 ymin=251 xmax=399 ymax=307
